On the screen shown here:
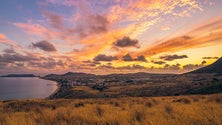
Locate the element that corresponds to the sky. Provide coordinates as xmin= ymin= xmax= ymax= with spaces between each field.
xmin=0 ymin=0 xmax=222 ymax=75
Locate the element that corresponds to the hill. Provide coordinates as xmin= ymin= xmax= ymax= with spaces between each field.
xmin=189 ymin=57 xmax=222 ymax=74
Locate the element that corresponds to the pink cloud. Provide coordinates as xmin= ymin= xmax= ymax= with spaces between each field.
xmin=14 ymin=23 xmax=57 ymax=39
xmin=42 ymin=10 xmax=63 ymax=30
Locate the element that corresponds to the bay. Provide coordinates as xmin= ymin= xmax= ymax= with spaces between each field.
xmin=0 ymin=77 xmax=57 ymax=100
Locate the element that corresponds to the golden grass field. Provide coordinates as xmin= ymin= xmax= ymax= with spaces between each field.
xmin=0 ymin=94 xmax=222 ymax=125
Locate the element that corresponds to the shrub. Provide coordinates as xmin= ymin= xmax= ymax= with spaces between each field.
xmin=152 ymin=99 xmax=158 ymax=105
xmin=114 ymin=102 xmax=120 ymax=107
xmin=164 ymin=105 xmax=173 ymax=114
xmin=74 ymin=103 xmax=84 ymax=108
xmin=133 ymin=109 xmax=146 ymax=122
xmin=172 ymin=98 xmax=191 ymax=104
xmin=145 ymin=101 xmax=152 ymax=108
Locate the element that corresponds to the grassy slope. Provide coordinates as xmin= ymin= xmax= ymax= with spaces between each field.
xmin=0 ymin=94 xmax=222 ymax=125
xmin=186 ymin=81 xmax=222 ymax=94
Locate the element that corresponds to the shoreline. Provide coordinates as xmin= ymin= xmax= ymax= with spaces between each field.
xmin=44 ymin=79 xmax=73 ymax=99
xmin=45 ymin=82 xmax=61 ymax=99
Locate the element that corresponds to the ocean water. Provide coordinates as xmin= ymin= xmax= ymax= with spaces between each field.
xmin=0 ymin=77 xmax=57 ymax=100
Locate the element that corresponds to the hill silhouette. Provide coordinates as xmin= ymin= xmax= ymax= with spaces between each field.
xmin=189 ymin=57 xmax=222 ymax=74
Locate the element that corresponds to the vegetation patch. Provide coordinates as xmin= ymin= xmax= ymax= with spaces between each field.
xmin=172 ymin=98 xmax=191 ymax=104
xmin=186 ymin=81 xmax=222 ymax=94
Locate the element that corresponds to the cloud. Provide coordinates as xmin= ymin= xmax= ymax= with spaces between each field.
xmin=0 ymin=34 xmax=24 ymax=50
xmin=6 ymin=0 xmax=214 ymax=74
xmin=42 ymin=10 xmax=63 ymax=30
xmin=0 ymin=53 xmax=37 ymax=63
xmin=61 ymin=0 xmax=110 ymax=38
xmin=202 ymin=57 xmax=219 ymax=59
xmin=31 ymin=40 xmax=57 ymax=52
xmin=99 ymin=64 xmax=147 ymax=70
xmin=3 ymin=48 xmax=16 ymax=53
xmin=15 ymin=9 xmax=109 ymax=42
xmin=113 ymin=36 xmax=140 ymax=48
xmin=14 ymin=23 xmax=57 ymax=39
xmin=136 ymin=55 xmax=147 ymax=62
xmin=82 ymin=60 xmax=101 ymax=67
xmin=136 ymin=17 xmax=222 ymax=57
xmin=73 ymin=13 xmax=109 ymax=39
xmin=93 ymin=54 xmax=118 ymax=62
xmin=182 ymin=59 xmax=207 ymax=71
xmin=183 ymin=64 xmax=203 ymax=71
xmin=151 ymin=60 xmax=166 ymax=65
xmin=122 ymin=53 xmax=147 ymax=62
xmin=0 ymin=33 xmax=12 ymax=43
xmin=82 ymin=14 xmax=109 ymax=35
xmin=164 ymin=63 xmax=180 ymax=70
xmin=14 ymin=0 xmax=206 ymax=60
xmin=160 ymin=54 xmax=188 ymax=61
xmin=0 ymin=50 xmax=69 ymax=72
xmin=29 ymin=58 xmax=66 ymax=69
xmin=201 ymin=60 xmax=207 ymax=65
xmin=122 ymin=53 xmax=133 ymax=61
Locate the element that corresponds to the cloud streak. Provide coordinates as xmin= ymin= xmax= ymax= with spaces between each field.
xmin=151 ymin=60 xmax=166 ymax=65
xmin=136 ymin=17 xmax=222 ymax=57
xmin=202 ymin=57 xmax=219 ymax=59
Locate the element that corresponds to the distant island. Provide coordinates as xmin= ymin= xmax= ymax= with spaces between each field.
xmin=1 ymin=74 xmax=37 ymax=77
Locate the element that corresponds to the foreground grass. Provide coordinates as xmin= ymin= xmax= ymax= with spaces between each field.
xmin=0 ymin=94 xmax=222 ymax=125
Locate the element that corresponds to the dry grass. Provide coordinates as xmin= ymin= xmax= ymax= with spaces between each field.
xmin=0 ymin=94 xmax=222 ymax=125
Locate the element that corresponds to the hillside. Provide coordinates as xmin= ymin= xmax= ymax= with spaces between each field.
xmin=189 ymin=57 xmax=222 ymax=74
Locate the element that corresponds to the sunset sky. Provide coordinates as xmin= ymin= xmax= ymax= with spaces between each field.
xmin=0 ymin=0 xmax=222 ymax=75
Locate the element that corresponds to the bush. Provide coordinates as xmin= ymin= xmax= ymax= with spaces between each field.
xmin=145 ymin=101 xmax=152 ymax=108
xmin=165 ymin=105 xmax=173 ymax=114
xmin=74 ymin=103 xmax=84 ymax=108
xmin=172 ymin=98 xmax=191 ymax=104
xmin=133 ymin=109 xmax=146 ymax=122
xmin=114 ymin=102 xmax=120 ymax=107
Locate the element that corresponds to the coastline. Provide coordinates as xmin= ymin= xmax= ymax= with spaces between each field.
xmin=44 ymin=80 xmax=72 ymax=99
xmin=45 ymin=82 xmax=61 ymax=99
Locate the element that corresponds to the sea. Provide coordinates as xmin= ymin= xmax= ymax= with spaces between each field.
xmin=0 ymin=77 xmax=57 ymax=100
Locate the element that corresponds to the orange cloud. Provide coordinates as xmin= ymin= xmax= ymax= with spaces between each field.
xmin=12 ymin=0 xmax=210 ymax=72
xmin=69 ymin=0 xmax=204 ymax=59
xmin=135 ymin=17 xmax=222 ymax=57
xmin=0 ymin=33 xmax=12 ymax=43
xmin=108 ymin=0 xmax=202 ymax=22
